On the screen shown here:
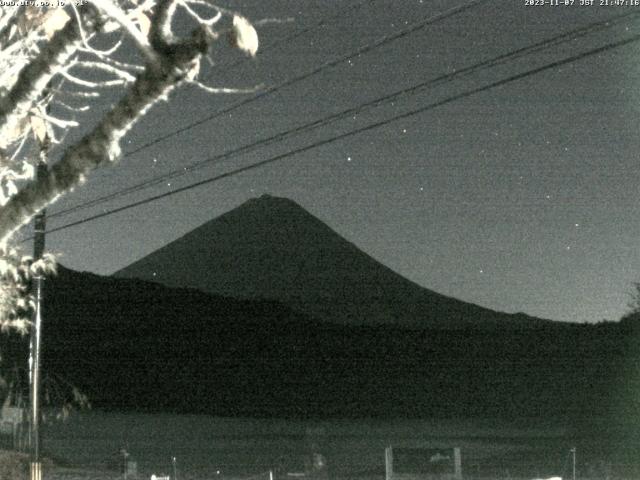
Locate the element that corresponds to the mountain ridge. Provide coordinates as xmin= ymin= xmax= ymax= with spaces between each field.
xmin=3 ymin=265 xmax=629 ymax=420
xmin=115 ymin=194 xmax=556 ymax=329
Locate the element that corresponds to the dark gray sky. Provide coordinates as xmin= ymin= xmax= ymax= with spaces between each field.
xmin=33 ymin=0 xmax=640 ymax=323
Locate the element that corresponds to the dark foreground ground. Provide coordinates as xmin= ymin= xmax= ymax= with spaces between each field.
xmin=19 ymin=411 xmax=638 ymax=480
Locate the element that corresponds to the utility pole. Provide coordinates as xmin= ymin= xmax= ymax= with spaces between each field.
xmin=29 ymin=131 xmax=49 ymax=480
xmin=571 ymin=447 xmax=576 ymax=480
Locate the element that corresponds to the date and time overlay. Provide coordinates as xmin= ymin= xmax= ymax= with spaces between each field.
xmin=0 ymin=0 xmax=87 ymax=7
xmin=526 ymin=0 xmax=640 ymax=6
xmin=2 ymin=0 xmax=639 ymax=10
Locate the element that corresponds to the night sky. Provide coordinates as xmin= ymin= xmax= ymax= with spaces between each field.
xmin=27 ymin=0 xmax=640 ymax=323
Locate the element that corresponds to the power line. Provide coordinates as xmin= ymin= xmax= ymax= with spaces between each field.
xmin=35 ymin=31 xmax=640 ymax=239
xmin=123 ymin=0 xmax=489 ymax=157
xmin=48 ymin=9 xmax=640 ymax=220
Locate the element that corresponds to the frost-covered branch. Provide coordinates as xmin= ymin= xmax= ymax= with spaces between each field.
xmin=150 ymin=0 xmax=178 ymax=51
xmin=93 ymin=0 xmax=157 ymax=62
xmin=0 ymin=6 xmax=103 ymax=158
xmin=187 ymin=79 xmax=262 ymax=94
xmin=0 ymin=0 xmax=261 ymax=330
xmin=0 ymin=12 xmax=215 ymax=243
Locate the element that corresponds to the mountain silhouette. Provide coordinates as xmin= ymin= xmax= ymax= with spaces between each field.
xmin=116 ymin=194 xmax=553 ymax=329
xmin=0 ymin=265 xmax=628 ymax=421
xmin=1 ymin=194 xmax=632 ymax=421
